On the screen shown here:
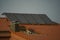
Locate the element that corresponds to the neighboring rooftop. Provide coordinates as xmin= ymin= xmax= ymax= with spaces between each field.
xmin=2 ymin=13 xmax=57 ymax=24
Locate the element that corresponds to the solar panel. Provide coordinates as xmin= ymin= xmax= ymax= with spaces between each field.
xmin=2 ymin=13 xmax=57 ymax=24
xmin=23 ymin=14 xmax=37 ymax=24
xmin=6 ymin=14 xmax=17 ymax=21
xmin=15 ymin=14 xmax=28 ymax=24
xmin=31 ymin=14 xmax=45 ymax=24
xmin=39 ymin=14 xmax=52 ymax=24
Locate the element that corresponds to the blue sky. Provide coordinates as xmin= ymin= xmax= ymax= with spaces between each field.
xmin=0 ymin=0 xmax=60 ymax=23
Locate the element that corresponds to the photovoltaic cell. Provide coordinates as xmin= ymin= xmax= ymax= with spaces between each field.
xmin=39 ymin=14 xmax=52 ymax=24
xmin=31 ymin=14 xmax=45 ymax=24
xmin=2 ymin=13 xmax=57 ymax=24
xmin=15 ymin=14 xmax=28 ymax=24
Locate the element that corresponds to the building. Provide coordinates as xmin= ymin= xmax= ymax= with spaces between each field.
xmin=0 ymin=18 xmax=11 ymax=40
xmin=0 ymin=13 xmax=60 ymax=40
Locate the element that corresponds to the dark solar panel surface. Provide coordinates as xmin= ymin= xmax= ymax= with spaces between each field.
xmin=2 ymin=13 xmax=57 ymax=24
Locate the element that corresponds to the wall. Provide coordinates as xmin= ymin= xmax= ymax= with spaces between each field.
xmin=18 ymin=24 xmax=60 ymax=40
xmin=0 ymin=18 xmax=60 ymax=40
xmin=0 ymin=18 xmax=11 ymax=40
xmin=0 ymin=18 xmax=10 ymax=31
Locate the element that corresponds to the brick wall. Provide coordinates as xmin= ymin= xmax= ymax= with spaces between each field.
xmin=0 ymin=18 xmax=10 ymax=31
xmin=0 ymin=18 xmax=60 ymax=40
xmin=0 ymin=18 xmax=11 ymax=40
xmin=17 ymin=24 xmax=60 ymax=40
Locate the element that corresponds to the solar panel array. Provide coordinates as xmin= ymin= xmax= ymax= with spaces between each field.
xmin=2 ymin=13 xmax=57 ymax=24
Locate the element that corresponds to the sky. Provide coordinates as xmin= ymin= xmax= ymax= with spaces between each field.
xmin=0 ymin=0 xmax=60 ymax=23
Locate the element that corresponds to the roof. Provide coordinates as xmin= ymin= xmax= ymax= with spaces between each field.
xmin=2 ymin=13 xmax=57 ymax=24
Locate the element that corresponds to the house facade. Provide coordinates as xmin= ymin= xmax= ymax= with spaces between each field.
xmin=0 ymin=13 xmax=60 ymax=40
